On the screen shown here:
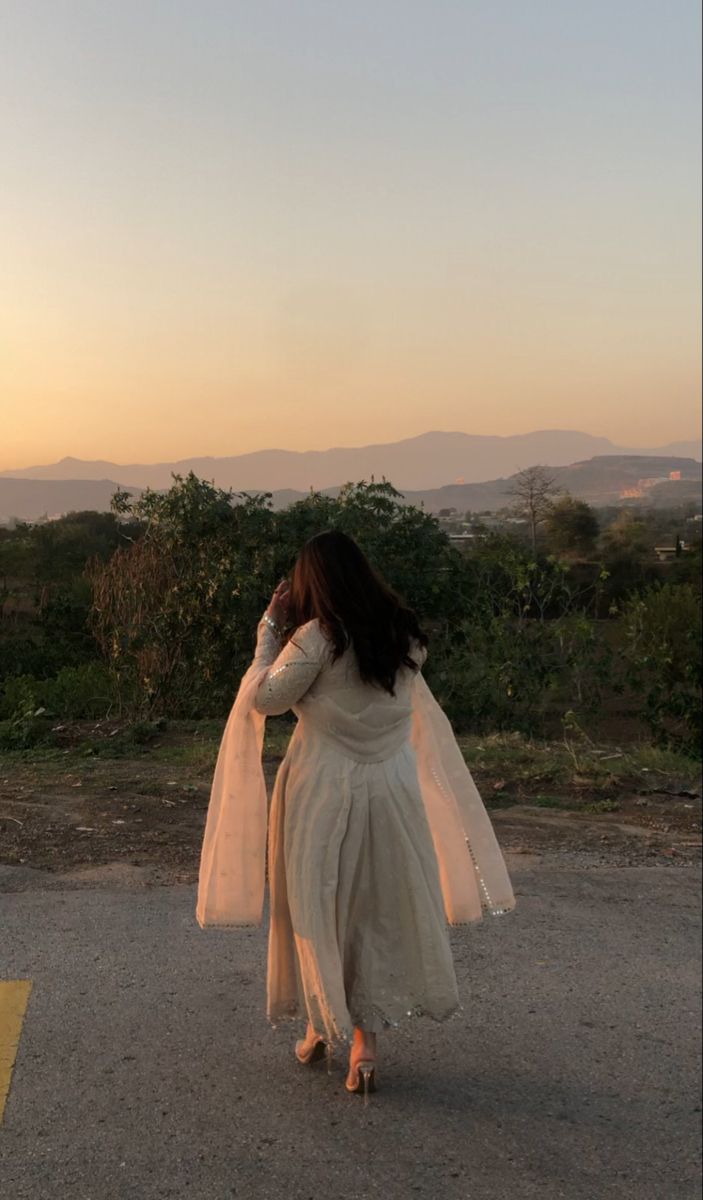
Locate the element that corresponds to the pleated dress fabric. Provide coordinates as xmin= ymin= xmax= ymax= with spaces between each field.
xmin=252 ymin=618 xmax=461 ymax=1043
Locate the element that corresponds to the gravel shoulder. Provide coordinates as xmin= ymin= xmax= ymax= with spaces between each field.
xmin=1 ymin=719 xmax=701 ymax=889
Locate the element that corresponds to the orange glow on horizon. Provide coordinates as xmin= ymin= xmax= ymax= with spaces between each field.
xmin=0 ymin=2 xmax=700 ymax=471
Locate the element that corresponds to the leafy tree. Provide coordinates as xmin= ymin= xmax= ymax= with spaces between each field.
xmin=597 ymin=511 xmax=656 ymax=600
xmin=3 ymin=476 xmax=699 ymax=748
xmin=544 ymin=496 xmax=599 ymax=557
xmin=87 ymin=474 xmax=464 ymax=718
xmin=31 ymin=511 xmax=129 ymax=584
xmin=600 ymin=511 xmax=650 ymax=561
xmin=0 ymin=513 xmax=126 ymax=677
xmin=89 ymin=474 xmax=276 ymax=715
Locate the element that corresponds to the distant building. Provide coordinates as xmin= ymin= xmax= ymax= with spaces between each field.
xmin=653 ymin=538 xmax=690 ymax=562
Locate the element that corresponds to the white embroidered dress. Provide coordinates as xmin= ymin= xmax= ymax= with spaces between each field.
xmin=251 ymin=617 xmax=453 ymax=1038
xmin=220 ymin=615 xmax=508 ymax=1042
xmin=197 ymin=614 xmax=515 ymax=1044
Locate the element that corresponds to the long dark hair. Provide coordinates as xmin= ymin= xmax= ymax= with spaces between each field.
xmin=283 ymin=530 xmax=428 ymax=696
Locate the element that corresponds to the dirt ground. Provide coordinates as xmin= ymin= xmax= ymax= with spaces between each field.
xmin=1 ymin=718 xmax=701 ymax=887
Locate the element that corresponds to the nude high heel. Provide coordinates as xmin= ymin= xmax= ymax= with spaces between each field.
xmin=345 ymin=1058 xmax=377 ymax=1104
xmin=295 ymin=1034 xmax=326 ymax=1065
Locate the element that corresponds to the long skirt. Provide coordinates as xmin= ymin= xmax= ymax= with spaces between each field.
xmin=266 ymin=727 xmax=461 ymax=1042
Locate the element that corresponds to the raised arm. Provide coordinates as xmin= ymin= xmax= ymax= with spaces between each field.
xmin=252 ymin=617 xmax=329 ymax=716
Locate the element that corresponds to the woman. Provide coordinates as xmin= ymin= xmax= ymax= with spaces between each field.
xmin=197 ymin=530 xmax=515 ymax=1099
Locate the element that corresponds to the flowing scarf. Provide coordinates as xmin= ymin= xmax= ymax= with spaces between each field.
xmin=196 ymin=660 xmax=516 ymax=929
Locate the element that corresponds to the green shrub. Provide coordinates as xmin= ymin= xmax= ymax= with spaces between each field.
xmin=43 ymin=662 xmax=118 ymax=719
xmin=1 ymin=662 xmax=119 ymax=721
xmin=620 ymin=582 xmax=702 ymax=754
xmin=0 ymin=683 xmax=46 ymax=750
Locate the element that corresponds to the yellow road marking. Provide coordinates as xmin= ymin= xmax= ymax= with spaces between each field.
xmin=0 ymin=981 xmax=32 ymax=1123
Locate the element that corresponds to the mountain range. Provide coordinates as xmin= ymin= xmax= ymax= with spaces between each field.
xmin=1 ymin=430 xmax=700 ymax=495
xmin=1 ymin=449 xmax=700 ymax=525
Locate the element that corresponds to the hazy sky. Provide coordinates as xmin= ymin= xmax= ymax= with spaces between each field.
xmin=1 ymin=0 xmax=700 ymax=469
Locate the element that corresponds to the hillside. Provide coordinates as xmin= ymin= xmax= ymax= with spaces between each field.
xmin=2 ymin=429 xmax=700 ymax=494
xmin=1 ymin=455 xmax=700 ymax=523
xmin=391 ymin=456 xmax=702 ymax=515
xmin=0 ymin=478 xmax=140 ymax=523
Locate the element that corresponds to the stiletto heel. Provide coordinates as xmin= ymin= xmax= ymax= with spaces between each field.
xmin=359 ymin=1063 xmax=375 ymax=1106
xmin=325 ymin=1041 xmax=334 ymax=1075
xmin=345 ymin=1058 xmax=377 ymax=1100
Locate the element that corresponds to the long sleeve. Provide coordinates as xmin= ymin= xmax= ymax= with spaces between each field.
xmin=411 ymin=639 xmax=428 ymax=670
xmin=252 ymin=617 xmax=328 ymax=716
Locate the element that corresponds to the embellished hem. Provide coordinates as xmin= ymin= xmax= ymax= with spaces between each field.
xmin=196 ymin=919 xmax=261 ymax=930
xmin=448 ymin=901 xmax=515 ymax=927
xmin=268 ymin=998 xmax=465 ymax=1048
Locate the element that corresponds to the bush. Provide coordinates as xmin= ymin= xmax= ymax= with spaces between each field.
xmin=43 ymin=662 xmax=119 ymax=719
xmin=0 ymin=673 xmax=41 ymax=719
xmin=620 ymin=582 xmax=702 ymax=754
xmin=423 ymin=534 xmax=615 ymax=734
xmin=0 ymin=679 xmax=46 ymax=750
xmin=1 ymin=662 xmax=119 ymax=721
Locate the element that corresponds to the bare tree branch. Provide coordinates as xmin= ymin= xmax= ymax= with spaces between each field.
xmin=506 ymin=465 xmax=562 ymax=552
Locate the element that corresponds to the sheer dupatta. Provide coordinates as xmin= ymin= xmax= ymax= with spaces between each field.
xmin=196 ymin=660 xmax=516 ymax=929
xmin=196 ymin=659 xmax=271 ymax=928
xmin=409 ymin=672 xmax=515 ymax=922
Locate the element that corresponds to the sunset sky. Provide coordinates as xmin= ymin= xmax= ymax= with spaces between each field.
xmin=1 ymin=0 xmax=700 ymax=470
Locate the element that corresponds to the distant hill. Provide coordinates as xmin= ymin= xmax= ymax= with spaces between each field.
xmin=0 ymin=478 xmax=140 ymax=524
xmin=1 ymin=454 xmax=700 ymax=523
xmin=1 ymin=429 xmax=700 ymax=494
xmin=391 ymin=456 xmax=702 ymax=514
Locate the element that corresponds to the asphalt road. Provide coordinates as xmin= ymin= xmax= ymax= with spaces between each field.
xmin=0 ymin=858 xmax=701 ymax=1200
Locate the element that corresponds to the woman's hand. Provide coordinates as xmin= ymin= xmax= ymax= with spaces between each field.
xmin=265 ymin=578 xmax=290 ymax=629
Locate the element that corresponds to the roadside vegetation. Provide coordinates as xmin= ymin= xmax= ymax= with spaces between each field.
xmin=1 ymin=473 xmax=701 ymax=764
